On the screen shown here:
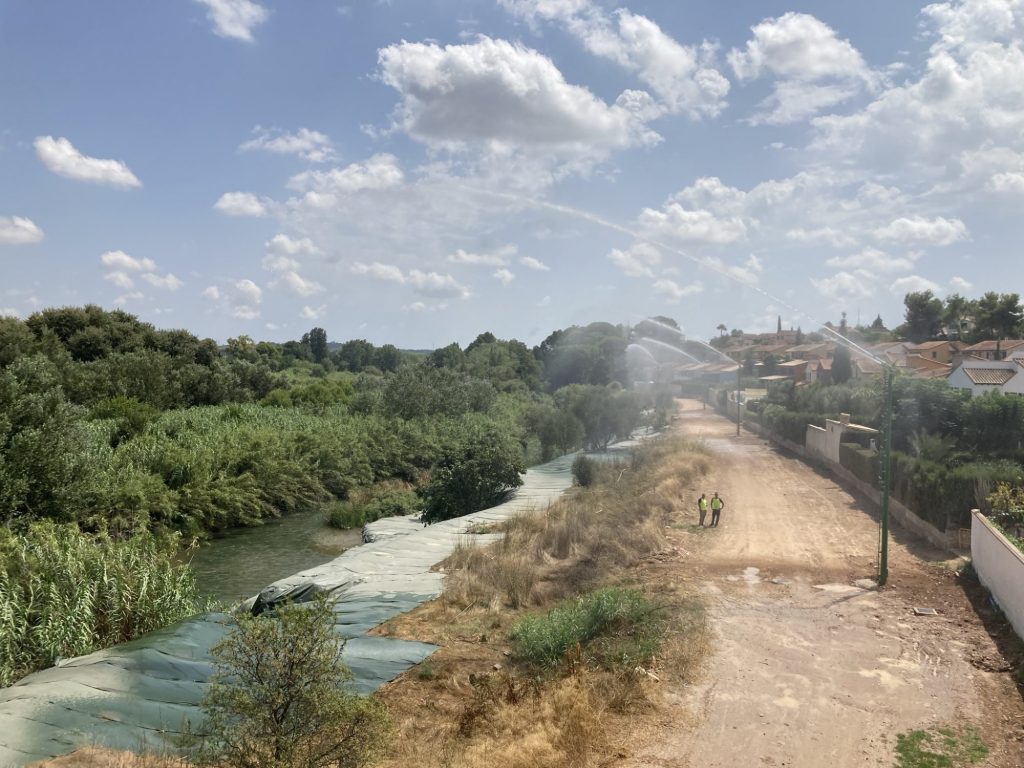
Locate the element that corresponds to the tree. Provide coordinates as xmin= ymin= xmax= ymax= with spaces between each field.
xmin=716 ymin=323 xmax=728 ymax=337
xmin=303 ymin=327 xmax=328 ymax=363
xmin=902 ymin=291 xmax=944 ymax=342
xmin=870 ymin=314 xmax=885 ymax=331
xmin=420 ymin=421 xmax=525 ymax=523
xmin=973 ymin=292 xmax=1022 ymax=342
xmin=832 ymin=345 xmax=852 ymax=384
xmin=199 ymin=597 xmax=390 ymax=768
xmin=942 ymin=295 xmax=973 ymax=340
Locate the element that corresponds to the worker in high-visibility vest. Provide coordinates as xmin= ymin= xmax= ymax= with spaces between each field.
xmin=697 ymin=493 xmax=708 ymax=527
xmin=710 ymin=492 xmax=725 ymax=527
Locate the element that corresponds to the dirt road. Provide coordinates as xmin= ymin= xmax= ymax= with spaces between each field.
xmin=629 ymin=401 xmax=1024 ymax=767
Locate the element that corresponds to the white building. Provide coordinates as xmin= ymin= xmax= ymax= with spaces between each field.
xmin=947 ymin=351 xmax=1024 ymax=396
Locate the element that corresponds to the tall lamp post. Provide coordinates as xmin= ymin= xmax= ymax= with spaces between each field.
xmin=878 ymin=364 xmax=895 ymax=586
xmin=736 ymin=358 xmax=741 ymax=437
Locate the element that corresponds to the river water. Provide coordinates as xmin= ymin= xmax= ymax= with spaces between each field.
xmin=188 ymin=510 xmax=364 ymax=604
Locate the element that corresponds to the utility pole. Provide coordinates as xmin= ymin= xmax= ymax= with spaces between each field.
xmin=878 ymin=365 xmax=895 ymax=586
xmin=736 ymin=358 xmax=741 ymax=437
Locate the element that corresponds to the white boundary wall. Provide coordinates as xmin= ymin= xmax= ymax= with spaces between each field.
xmin=972 ymin=511 xmax=1024 ymax=641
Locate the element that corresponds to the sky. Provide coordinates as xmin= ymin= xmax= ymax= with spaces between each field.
xmin=1 ymin=0 xmax=1022 ymax=348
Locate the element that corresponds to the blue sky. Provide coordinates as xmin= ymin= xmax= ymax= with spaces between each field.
xmin=1 ymin=0 xmax=1021 ymax=347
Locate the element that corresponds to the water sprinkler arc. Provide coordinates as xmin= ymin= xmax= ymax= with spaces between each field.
xmin=625 ymin=343 xmax=659 ymax=363
xmin=460 ymin=185 xmax=884 ymax=366
xmin=636 ymin=336 xmax=701 ymax=363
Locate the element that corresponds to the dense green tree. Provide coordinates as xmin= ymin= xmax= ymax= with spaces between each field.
xmin=973 ymin=292 xmax=1022 ymax=342
xmin=304 ymin=327 xmax=329 ymax=363
xmin=373 ymin=343 xmax=401 ymax=372
xmin=902 ymin=290 xmax=944 ymax=342
xmin=831 ymin=345 xmax=852 ymax=384
xmin=420 ymin=420 xmax=525 ymax=523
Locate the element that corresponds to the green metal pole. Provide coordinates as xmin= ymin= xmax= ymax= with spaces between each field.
xmin=736 ymin=360 xmax=741 ymax=436
xmin=878 ymin=366 xmax=894 ymax=586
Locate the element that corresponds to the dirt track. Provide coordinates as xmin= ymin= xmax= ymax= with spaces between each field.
xmin=629 ymin=400 xmax=1024 ymax=767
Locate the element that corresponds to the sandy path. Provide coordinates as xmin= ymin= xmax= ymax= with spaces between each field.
xmin=627 ymin=400 xmax=1023 ymax=767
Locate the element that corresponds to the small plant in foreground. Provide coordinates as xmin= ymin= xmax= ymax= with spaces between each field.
xmin=895 ymin=726 xmax=988 ymax=768
xmin=197 ymin=597 xmax=390 ymax=768
xmin=510 ymin=587 xmax=666 ymax=669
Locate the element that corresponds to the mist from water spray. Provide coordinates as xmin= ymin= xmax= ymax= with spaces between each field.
xmin=466 ymin=187 xmax=884 ymax=366
xmin=626 ymin=343 xmax=659 ymax=364
xmin=637 ymin=336 xmax=700 ymax=363
xmin=638 ymin=317 xmax=734 ymax=363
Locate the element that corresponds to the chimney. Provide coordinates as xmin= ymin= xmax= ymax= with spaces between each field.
xmin=840 ymin=413 xmax=851 ymax=426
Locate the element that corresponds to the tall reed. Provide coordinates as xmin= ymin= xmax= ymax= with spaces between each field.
xmin=0 ymin=522 xmax=210 ymax=687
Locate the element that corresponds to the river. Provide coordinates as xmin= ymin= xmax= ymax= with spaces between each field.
xmin=188 ymin=509 xmax=364 ymax=603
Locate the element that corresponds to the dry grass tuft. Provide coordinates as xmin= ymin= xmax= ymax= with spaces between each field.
xmin=440 ymin=438 xmax=709 ymax=610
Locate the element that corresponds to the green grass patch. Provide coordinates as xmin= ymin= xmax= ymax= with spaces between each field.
xmin=895 ymin=726 xmax=988 ymax=768
xmin=509 ymin=587 xmax=666 ymax=669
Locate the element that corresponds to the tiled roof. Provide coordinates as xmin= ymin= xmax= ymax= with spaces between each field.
xmin=777 ymin=359 xmax=808 ymax=368
xmin=910 ymin=341 xmax=950 ymax=350
xmin=963 ymin=340 xmax=1024 ymax=352
xmin=962 ymin=367 xmax=1016 ymax=385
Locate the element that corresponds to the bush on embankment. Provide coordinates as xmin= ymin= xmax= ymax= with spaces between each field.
xmin=0 ymin=522 xmax=209 ymax=686
xmin=327 ymin=481 xmax=421 ymax=529
xmin=511 ymin=588 xmax=666 ymax=669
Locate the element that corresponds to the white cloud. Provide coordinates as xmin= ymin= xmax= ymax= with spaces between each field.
xmin=990 ymin=171 xmax=1024 ymax=193
xmin=377 ymin=37 xmax=658 ymax=152
xmin=273 ymin=270 xmax=324 ymax=297
xmin=653 ymin=278 xmax=703 ymax=303
xmin=214 ymin=191 xmax=268 ymax=217
xmin=301 ymin=305 xmax=326 ymax=320
xmin=262 ymin=254 xmax=300 ymax=272
xmin=537 ymin=295 xmax=551 ymax=307
xmin=288 ymin=154 xmax=404 ymax=198
xmin=448 ymin=248 xmax=510 ymax=266
xmin=786 ymin=226 xmax=856 ymax=248
xmin=351 ymin=261 xmax=406 ymax=283
xmin=519 ymin=255 xmax=550 ymax=271
xmin=873 ymin=216 xmax=967 ymax=246
xmin=729 ymin=13 xmax=869 ymax=82
xmin=826 ymin=247 xmax=916 ymax=273
xmin=810 ymin=270 xmax=875 ymax=299
xmin=493 ymin=268 xmax=516 ymax=285
xmin=100 ymin=250 xmax=156 ymax=272
xmin=950 ymin=275 xmax=973 ymax=291
xmin=499 ymin=1 xmax=729 ymax=119
xmin=194 ymin=0 xmax=268 ymax=42
xmin=608 ymin=242 xmax=661 ymax=277
xmin=728 ymin=13 xmax=874 ymax=125
xmin=403 ymin=300 xmax=449 ymax=313
xmin=104 ymin=271 xmax=135 ymax=290
xmin=141 ymin=272 xmax=184 ymax=291
xmin=202 ymin=286 xmax=221 ymax=300
xmin=34 ymin=136 xmax=141 ymax=189
xmin=639 ymin=203 xmax=746 ymax=244
xmin=0 ymin=216 xmax=44 ymax=245
xmin=241 ymin=127 xmax=335 ymax=163
xmin=113 ymin=291 xmax=144 ymax=305
xmin=890 ymin=274 xmax=941 ymax=295
xmin=0 ymin=307 xmax=21 ymax=318
xmin=236 ymin=278 xmax=262 ymax=304
xmin=408 ymin=269 xmax=472 ymax=299
xmin=266 ymin=233 xmax=320 ymax=256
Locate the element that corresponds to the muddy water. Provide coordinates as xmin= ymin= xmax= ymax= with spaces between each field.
xmin=188 ymin=510 xmax=364 ymax=604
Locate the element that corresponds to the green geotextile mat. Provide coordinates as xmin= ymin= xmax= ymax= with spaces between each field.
xmin=0 ymin=441 xmax=644 ymax=765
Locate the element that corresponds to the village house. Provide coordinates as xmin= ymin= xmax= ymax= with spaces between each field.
xmin=959 ymin=339 xmax=1024 ymax=361
xmin=907 ymin=340 xmax=962 ymax=365
xmin=807 ymin=358 xmax=832 ymax=385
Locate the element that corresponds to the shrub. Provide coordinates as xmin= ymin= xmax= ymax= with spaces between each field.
xmin=760 ymin=406 xmax=823 ymax=446
xmin=839 ymin=442 xmax=879 ymax=488
xmin=571 ymin=455 xmax=598 ymax=487
xmin=327 ymin=482 xmax=421 ymax=529
xmin=198 ymin=597 xmax=390 ymax=768
xmin=510 ymin=588 xmax=666 ymax=669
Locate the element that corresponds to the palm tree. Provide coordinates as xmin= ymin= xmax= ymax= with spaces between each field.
xmin=716 ymin=323 xmax=727 ymax=337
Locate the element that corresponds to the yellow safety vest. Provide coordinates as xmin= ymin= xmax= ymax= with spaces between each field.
xmin=711 ymin=497 xmax=723 ymax=510
xmin=698 ymin=498 xmax=708 ymax=511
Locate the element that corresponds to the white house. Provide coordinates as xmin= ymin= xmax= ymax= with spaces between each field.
xmin=947 ymin=352 xmax=1024 ymax=396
